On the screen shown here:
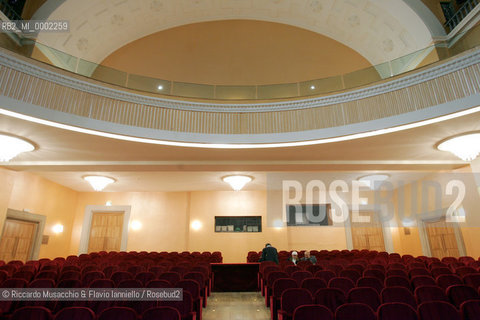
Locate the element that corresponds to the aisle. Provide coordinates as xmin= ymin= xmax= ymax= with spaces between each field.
xmin=202 ymin=292 xmax=270 ymax=320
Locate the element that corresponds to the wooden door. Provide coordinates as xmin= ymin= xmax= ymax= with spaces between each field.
xmin=0 ymin=219 xmax=37 ymax=262
xmin=351 ymin=211 xmax=385 ymax=251
xmin=88 ymin=211 xmax=124 ymax=253
xmin=425 ymin=219 xmax=460 ymax=258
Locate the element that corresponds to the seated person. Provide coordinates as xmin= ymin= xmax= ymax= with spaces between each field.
xmin=301 ymin=250 xmax=317 ymax=265
xmin=289 ymin=251 xmax=300 ymax=265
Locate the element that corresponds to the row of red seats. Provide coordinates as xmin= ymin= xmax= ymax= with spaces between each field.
xmin=278 ymin=295 xmax=480 ymax=320
xmin=7 ymin=305 xmax=188 ymax=320
xmin=0 ymin=251 xmax=221 ymax=320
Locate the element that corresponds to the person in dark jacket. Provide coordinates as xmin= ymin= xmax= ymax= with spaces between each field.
xmin=258 ymin=243 xmax=279 ymax=264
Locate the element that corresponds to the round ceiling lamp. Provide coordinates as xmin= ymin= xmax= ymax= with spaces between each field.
xmin=437 ymin=133 xmax=480 ymax=162
xmin=0 ymin=134 xmax=35 ymax=161
xmin=222 ymin=175 xmax=253 ymax=191
xmin=83 ymin=175 xmax=116 ymax=191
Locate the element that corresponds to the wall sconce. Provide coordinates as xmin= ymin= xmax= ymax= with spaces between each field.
xmin=191 ymin=220 xmax=202 ymax=230
xmin=130 ymin=220 xmax=142 ymax=231
xmin=52 ymin=224 xmax=64 ymax=234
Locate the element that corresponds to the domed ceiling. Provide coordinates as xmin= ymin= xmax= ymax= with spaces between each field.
xmin=33 ymin=0 xmax=444 ymax=74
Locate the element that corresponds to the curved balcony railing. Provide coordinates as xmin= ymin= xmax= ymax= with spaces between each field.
xmin=1 ymin=23 xmax=480 ymax=102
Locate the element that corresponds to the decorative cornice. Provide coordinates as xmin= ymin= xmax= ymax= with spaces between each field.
xmin=0 ymin=47 xmax=479 ymax=113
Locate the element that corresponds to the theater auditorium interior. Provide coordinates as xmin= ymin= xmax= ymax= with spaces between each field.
xmin=1 ymin=0 xmax=480 ymax=319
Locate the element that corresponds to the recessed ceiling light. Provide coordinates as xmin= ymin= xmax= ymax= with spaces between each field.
xmin=83 ymin=175 xmax=115 ymax=191
xmin=437 ymin=133 xmax=480 ymax=161
xmin=310 ymin=85 xmax=316 ymax=90
xmin=157 ymin=85 xmax=163 ymax=90
xmin=222 ymin=175 xmax=253 ymax=191
xmin=0 ymin=134 xmax=35 ymax=161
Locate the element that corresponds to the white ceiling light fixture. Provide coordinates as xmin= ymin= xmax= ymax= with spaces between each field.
xmin=437 ymin=133 xmax=480 ymax=161
xmin=222 ymin=175 xmax=253 ymax=191
xmin=157 ymin=85 xmax=163 ymax=90
xmin=83 ymin=175 xmax=116 ymax=191
xmin=0 ymin=134 xmax=35 ymax=161
xmin=358 ymin=174 xmax=390 ymax=190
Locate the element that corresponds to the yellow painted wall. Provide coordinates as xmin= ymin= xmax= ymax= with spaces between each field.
xmin=2 ymin=168 xmax=480 ymax=262
xmin=71 ymin=192 xmax=189 ymax=254
xmin=99 ymin=20 xmax=372 ymax=85
xmin=0 ymin=168 xmax=77 ymax=259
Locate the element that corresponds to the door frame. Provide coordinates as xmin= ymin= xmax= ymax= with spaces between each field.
xmin=345 ymin=205 xmax=394 ymax=253
xmin=0 ymin=209 xmax=46 ymax=260
xmin=79 ymin=205 xmax=131 ymax=254
xmin=418 ymin=211 xmax=466 ymax=257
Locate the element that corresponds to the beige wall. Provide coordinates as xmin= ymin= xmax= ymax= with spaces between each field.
xmin=0 ymin=168 xmax=77 ymax=259
xmin=2 ymin=168 xmax=480 ymax=262
xmin=99 ymin=20 xmax=372 ymax=85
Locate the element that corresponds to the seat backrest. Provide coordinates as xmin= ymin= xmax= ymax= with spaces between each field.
xmin=272 ymin=278 xmax=298 ymax=298
xmin=363 ymin=269 xmax=385 ymax=281
xmin=56 ymin=279 xmax=81 ymax=288
xmin=335 ymin=302 xmax=376 ymax=320
xmin=436 ymin=274 xmax=463 ymax=290
xmin=381 ymin=286 xmax=417 ymax=308
xmin=328 ymin=277 xmax=355 ymax=294
xmin=314 ymin=288 xmax=346 ymax=312
xmin=314 ymin=270 xmax=336 ymax=283
xmin=176 ymin=279 xmax=201 ymax=300
xmin=141 ymin=306 xmax=181 ymax=320
xmin=291 ymin=271 xmax=313 ymax=286
xmin=446 ymin=284 xmax=480 ymax=308
xmin=460 ymin=299 xmax=480 ymax=320
xmin=280 ymin=288 xmax=313 ymax=316
xmin=306 ymin=265 xmax=323 ymax=275
xmin=97 ymin=307 xmax=137 ymax=320
xmin=357 ymin=276 xmax=384 ymax=294
xmin=158 ymin=291 xmax=194 ymax=318
xmin=2 ymin=278 xmax=28 ymax=288
xmin=146 ymin=279 xmax=171 ymax=288
xmin=411 ymin=276 xmax=436 ymax=289
xmin=409 ymin=268 xmax=431 ymax=278
xmin=35 ymin=271 xmax=57 ymax=280
xmin=417 ymin=301 xmax=461 ymax=320
xmin=385 ymin=269 xmax=408 ymax=278
xmin=117 ymin=279 xmax=143 ymax=288
xmin=11 ymin=306 xmax=52 ymax=320
xmin=54 ymin=307 xmax=95 ymax=320
xmin=134 ymin=271 xmax=155 ymax=286
xmin=385 ymin=276 xmax=411 ymax=290
xmin=300 ymin=278 xmax=326 ymax=295
xmin=158 ymin=272 xmax=181 ymax=286
xmin=414 ymin=285 xmax=448 ymax=304
xmin=292 ymin=304 xmax=333 ymax=320
xmin=110 ymin=271 xmax=134 ymax=285
xmin=455 ymin=266 xmax=477 ymax=277
xmin=29 ymin=279 xmax=55 ymax=288
xmin=82 ymin=271 xmax=106 ymax=287
xmin=463 ymin=274 xmax=480 ymax=290
xmin=339 ymin=269 xmax=361 ymax=283
xmin=377 ymin=302 xmax=418 ymax=320
xmin=89 ymin=279 xmax=115 ymax=288
xmin=347 ymin=287 xmax=381 ymax=311
xmin=431 ymin=267 xmax=452 ymax=279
